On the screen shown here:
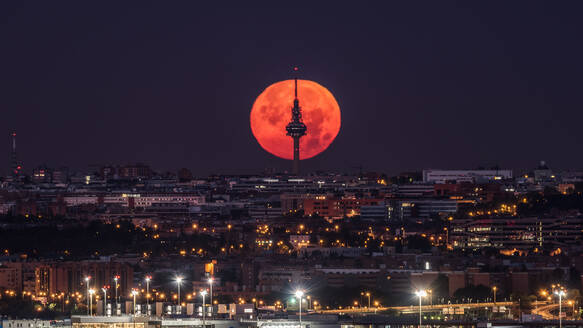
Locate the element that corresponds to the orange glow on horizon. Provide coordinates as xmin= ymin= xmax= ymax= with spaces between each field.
xmin=250 ymin=79 xmax=341 ymax=160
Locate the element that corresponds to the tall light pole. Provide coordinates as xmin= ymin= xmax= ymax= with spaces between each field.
xmin=145 ymin=276 xmax=151 ymax=315
xmin=415 ymin=290 xmax=427 ymax=328
xmin=102 ymin=287 xmax=108 ymax=316
xmin=201 ymin=290 xmax=207 ymax=327
xmin=89 ymin=289 xmax=95 ymax=316
xmin=492 ymin=286 xmax=497 ymax=304
xmin=131 ymin=289 xmax=138 ymax=316
xmin=84 ymin=276 xmax=91 ymax=315
xmin=175 ymin=276 xmax=183 ymax=314
xmin=295 ymin=290 xmax=304 ymax=328
xmin=555 ymin=290 xmax=565 ymax=328
xmin=365 ymin=292 xmax=371 ymax=308
xmin=208 ymin=277 xmax=214 ymax=314
xmin=114 ymin=275 xmax=119 ymax=315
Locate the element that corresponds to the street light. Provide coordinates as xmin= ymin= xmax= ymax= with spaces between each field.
xmin=540 ymin=289 xmax=548 ymax=304
xmin=113 ymin=275 xmax=120 ymax=315
xmin=295 ymin=290 xmax=304 ymax=328
xmin=131 ymin=289 xmax=138 ymax=316
xmin=208 ymin=277 xmax=214 ymax=315
xmin=555 ymin=290 xmax=566 ymax=328
xmin=88 ymin=289 xmax=95 ymax=316
xmin=365 ymin=292 xmax=371 ymax=308
xmin=102 ymin=287 xmax=108 ymax=316
xmin=145 ymin=276 xmax=151 ymax=315
xmin=175 ymin=276 xmax=183 ymax=307
xmin=415 ymin=290 xmax=427 ymax=328
xmin=84 ymin=276 xmax=91 ymax=315
xmin=492 ymin=286 xmax=497 ymax=304
xmin=200 ymin=290 xmax=207 ymax=327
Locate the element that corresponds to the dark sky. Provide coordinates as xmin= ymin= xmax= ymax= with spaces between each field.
xmin=1 ymin=1 xmax=582 ymax=176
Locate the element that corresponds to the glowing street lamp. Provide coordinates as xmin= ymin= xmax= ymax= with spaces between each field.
xmin=88 ymin=289 xmax=95 ymax=316
xmin=415 ymin=290 xmax=427 ymax=327
xmin=295 ymin=290 xmax=304 ymax=328
xmin=102 ymin=287 xmax=108 ymax=315
xmin=555 ymin=290 xmax=566 ymax=328
xmin=145 ymin=275 xmax=151 ymax=315
xmin=201 ymin=290 xmax=208 ymax=326
xmin=492 ymin=286 xmax=497 ymax=304
xmin=208 ymin=277 xmax=214 ymax=314
xmin=175 ymin=276 xmax=183 ymax=307
xmin=113 ymin=275 xmax=120 ymax=314
xmin=84 ymin=276 xmax=91 ymax=315
xmin=131 ymin=289 xmax=138 ymax=316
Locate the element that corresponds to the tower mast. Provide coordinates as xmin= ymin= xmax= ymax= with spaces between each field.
xmin=10 ymin=132 xmax=19 ymax=176
xmin=285 ymin=67 xmax=307 ymax=175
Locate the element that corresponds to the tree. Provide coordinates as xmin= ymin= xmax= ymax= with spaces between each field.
xmin=430 ymin=274 xmax=449 ymax=300
xmin=569 ymin=267 xmax=582 ymax=290
xmin=406 ymin=235 xmax=432 ymax=252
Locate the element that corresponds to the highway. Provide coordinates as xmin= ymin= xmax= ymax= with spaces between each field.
xmin=532 ymin=302 xmax=559 ymax=319
xmin=319 ymin=301 xmax=513 ymax=314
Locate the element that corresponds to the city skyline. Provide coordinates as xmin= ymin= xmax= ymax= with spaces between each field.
xmin=2 ymin=2 xmax=583 ymax=175
xmin=3 ymin=1 xmax=583 ymax=326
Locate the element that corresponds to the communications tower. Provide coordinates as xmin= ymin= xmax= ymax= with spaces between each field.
xmin=285 ymin=67 xmax=307 ymax=175
xmin=10 ymin=132 xmax=21 ymax=176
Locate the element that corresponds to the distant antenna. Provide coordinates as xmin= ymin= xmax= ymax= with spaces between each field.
xmin=286 ymin=66 xmax=307 ymax=176
xmin=293 ymin=66 xmax=299 ymax=99
xmin=10 ymin=132 xmax=20 ymax=176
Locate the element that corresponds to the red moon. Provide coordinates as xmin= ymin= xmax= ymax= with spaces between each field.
xmin=250 ymin=80 xmax=341 ymax=160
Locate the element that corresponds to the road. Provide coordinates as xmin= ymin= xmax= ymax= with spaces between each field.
xmin=319 ymin=301 xmax=513 ymax=314
xmin=532 ymin=303 xmax=558 ymax=319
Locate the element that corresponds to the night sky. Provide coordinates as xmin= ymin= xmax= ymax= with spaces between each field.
xmin=1 ymin=1 xmax=582 ymax=176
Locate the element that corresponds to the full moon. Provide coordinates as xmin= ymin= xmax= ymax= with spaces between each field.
xmin=250 ymin=79 xmax=341 ymax=160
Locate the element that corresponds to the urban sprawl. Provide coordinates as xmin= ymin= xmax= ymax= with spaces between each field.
xmin=1 ymin=161 xmax=582 ymax=328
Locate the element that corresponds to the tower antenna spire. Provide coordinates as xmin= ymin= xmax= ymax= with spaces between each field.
xmin=10 ymin=132 xmax=20 ymax=177
xmin=294 ymin=66 xmax=299 ymax=99
xmin=286 ymin=66 xmax=307 ymax=176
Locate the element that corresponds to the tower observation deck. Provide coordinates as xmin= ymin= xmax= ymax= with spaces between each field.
xmin=285 ymin=67 xmax=307 ymax=175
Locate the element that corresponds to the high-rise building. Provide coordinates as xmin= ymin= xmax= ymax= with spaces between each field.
xmin=285 ymin=67 xmax=307 ymax=175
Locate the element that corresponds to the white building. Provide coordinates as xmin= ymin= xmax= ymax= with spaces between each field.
xmin=2 ymin=320 xmax=54 ymax=328
xmin=63 ymin=195 xmax=99 ymax=206
xmin=132 ymin=194 xmax=205 ymax=207
xmin=423 ymin=169 xmax=512 ymax=183
xmin=64 ymin=193 xmax=205 ymax=208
